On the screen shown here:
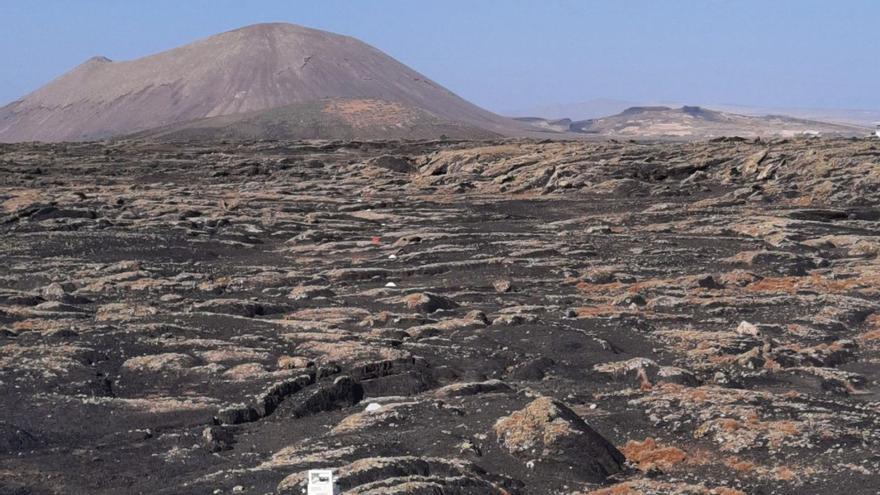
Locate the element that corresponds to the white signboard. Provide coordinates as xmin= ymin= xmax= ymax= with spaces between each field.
xmin=307 ymin=469 xmax=335 ymax=495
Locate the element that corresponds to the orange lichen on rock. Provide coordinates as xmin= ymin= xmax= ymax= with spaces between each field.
xmin=619 ymin=438 xmax=687 ymax=471
xmin=637 ymin=367 xmax=653 ymax=391
xmin=723 ymin=456 xmax=756 ymax=473
xmin=857 ymin=314 xmax=880 ymax=347
xmin=745 ymin=273 xmax=858 ymax=294
xmin=765 ymin=420 xmax=801 ymax=448
xmin=574 ymin=305 xmax=629 ymax=318
xmin=575 ymin=281 xmax=625 ymax=294
xmin=772 ymin=466 xmax=797 ymax=481
xmin=493 ymin=397 xmax=625 ymax=479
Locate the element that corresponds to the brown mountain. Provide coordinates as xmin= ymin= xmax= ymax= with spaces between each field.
xmin=0 ymin=23 xmax=531 ymax=142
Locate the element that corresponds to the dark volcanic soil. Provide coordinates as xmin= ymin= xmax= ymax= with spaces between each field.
xmin=1 ymin=137 xmax=880 ymax=494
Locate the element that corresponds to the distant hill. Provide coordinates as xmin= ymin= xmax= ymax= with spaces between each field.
xmin=0 ymin=23 xmax=533 ymax=142
xmin=708 ymin=104 xmax=880 ymax=128
xmin=516 ymin=105 xmax=868 ymax=139
xmin=504 ymin=98 xmax=642 ymax=120
xmin=508 ymin=99 xmax=880 ymax=129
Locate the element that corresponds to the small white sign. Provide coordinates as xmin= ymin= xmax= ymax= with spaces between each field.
xmin=307 ymin=469 xmax=335 ymax=495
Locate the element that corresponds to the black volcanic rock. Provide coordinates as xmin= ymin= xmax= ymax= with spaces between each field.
xmin=494 ymin=397 xmax=625 ymax=481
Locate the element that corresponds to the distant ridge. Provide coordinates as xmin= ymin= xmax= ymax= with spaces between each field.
xmin=516 ymin=105 xmax=868 ymax=139
xmin=0 ymin=23 xmax=533 ymax=142
xmin=508 ymin=99 xmax=880 ymax=128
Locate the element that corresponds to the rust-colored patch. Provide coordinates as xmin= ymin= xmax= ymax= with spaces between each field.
xmin=718 ymin=418 xmax=742 ymax=432
xmin=686 ymin=387 xmax=709 ymax=402
xmin=724 ymin=456 xmax=756 ymax=473
xmin=575 ymin=281 xmax=625 ymax=294
xmin=858 ymin=314 xmax=880 ymax=346
xmin=773 ymin=466 xmax=797 ymax=481
xmin=745 ymin=276 xmax=801 ymax=294
xmin=637 ymin=367 xmax=653 ymax=392
xmin=858 ymin=328 xmax=880 ymax=342
xmin=765 ymin=420 xmax=801 ymax=449
xmin=323 ymin=99 xmax=423 ymax=128
xmin=762 ymin=356 xmax=782 ymax=371
xmin=619 ymin=438 xmax=687 ymax=470
xmin=574 ymin=305 xmax=626 ymax=318
xmin=12 ymin=319 xmax=72 ymax=333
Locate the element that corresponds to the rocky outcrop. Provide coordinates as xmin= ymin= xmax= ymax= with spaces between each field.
xmin=401 ymin=292 xmax=459 ymax=313
xmin=493 ymin=397 xmax=625 ymax=480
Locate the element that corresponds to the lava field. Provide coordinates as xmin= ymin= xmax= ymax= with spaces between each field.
xmin=2 ymin=137 xmax=880 ymax=494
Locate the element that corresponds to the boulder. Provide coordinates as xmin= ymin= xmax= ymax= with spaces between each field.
xmin=493 ymin=397 xmax=625 ymax=480
xmin=493 ymin=279 xmax=513 ymax=293
xmin=192 ymin=298 xmax=286 ymax=317
xmin=401 ymin=292 xmax=459 ymax=313
xmin=506 ymin=357 xmax=555 ymax=381
xmin=122 ymin=353 xmax=197 ymax=373
xmin=288 ymin=285 xmax=335 ymax=301
xmin=434 ymin=379 xmax=513 ymax=399
xmin=369 ymin=155 xmax=416 ymax=173
xmin=289 ymin=375 xmax=364 ymax=418
xmin=202 ymin=426 xmax=234 ymax=452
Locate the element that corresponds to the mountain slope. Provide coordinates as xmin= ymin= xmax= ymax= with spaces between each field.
xmin=130 ymin=97 xmax=501 ymax=141
xmin=0 ymin=23 xmax=529 ymax=142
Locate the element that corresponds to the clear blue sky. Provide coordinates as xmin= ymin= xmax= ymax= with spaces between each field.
xmin=1 ymin=0 xmax=877 ymax=111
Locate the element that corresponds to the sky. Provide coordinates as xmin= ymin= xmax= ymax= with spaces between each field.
xmin=1 ymin=0 xmax=878 ymax=112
